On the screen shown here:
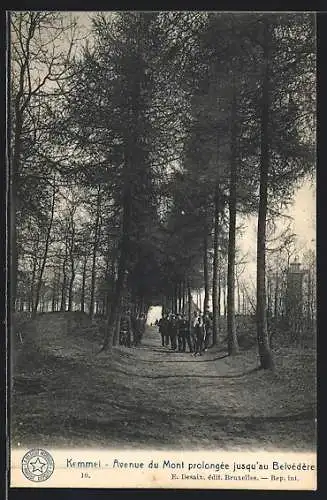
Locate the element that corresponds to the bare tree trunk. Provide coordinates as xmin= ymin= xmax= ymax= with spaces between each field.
xmin=181 ymin=280 xmax=185 ymax=313
xmin=187 ymin=281 xmax=192 ymax=335
xmin=218 ymin=267 xmax=221 ymax=317
xmin=223 ymin=283 xmax=227 ymax=317
xmin=51 ymin=271 xmax=58 ymax=312
xmin=203 ymin=224 xmax=210 ymax=314
xmin=67 ymin=212 xmax=76 ymax=312
xmin=80 ymin=254 xmax=88 ymax=313
xmin=256 ymin=21 xmax=274 ymax=370
xmin=29 ymin=254 xmax=38 ymax=314
xmin=68 ymin=262 xmax=76 ymax=312
xmin=33 ymin=177 xmax=56 ymax=317
xmin=101 ymin=192 xmax=131 ymax=351
xmin=60 ymin=236 xmax=69 ymax=312
xmin=227 ymin=81 xmax=239 ymax=356
xmin=274 ymin=273 xmax=279 ymax=319
xmin=212 ymin=185 xmax=220 ymax=345
xmin=236 ymin=273 xmax=241 ymax=316
xmin=112 ymin=314 xmax=121 ymax=346
xmin=180 ymin=281 xmax=184 ymax=313
xmin=11 ymin=50 xmax=27 ymax=314
xmin=173 ymin=284 xmax=178 ymax=314
xmin=89 ymin=187 xmax=102 ymax=319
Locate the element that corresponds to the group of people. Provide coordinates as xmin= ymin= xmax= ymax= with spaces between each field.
xmin=119 ymin=311 xmax=146 ymax=347
xmin=157 ymin=311 xmax=213 ymax=356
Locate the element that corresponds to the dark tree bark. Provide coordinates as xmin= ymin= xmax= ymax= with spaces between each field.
xmin=236 ymin=273 xmax=241 ymax=315
xmin=60 ymin=230 xmax=69 ymax=312
xmin=68 ymin=262 xmax=76 ymax=312
xmin=274 ymin=273 xmax=279 ymax=319
xmin=101 ymin=191 xmax=131 ymax=351
xmin=29 ymin=254 xmax=38 ymax=313
xmin=223 ymin=283 xmax=227 ymax=317
xmin=203 ymin=222 xmax=210 ymax=314
xmin=80 ymin=254 xmax=88 ymax=313
xmin=227 ymin=80 xmax=239 ymax=356
xmin=178 ymin=281 xmax=183 ymax=313
xmin=187 ymin=280 xmax=192 ymax=334
xmin=256 ymin=21 xmax=274 ymax=370
xmin=112 ymin=314 xmax=121 ymax=346
xmin=33 ymin=176 xmax=56 ymax=317
xmin=89 ymin=186 xmax=102 ymax=319
xmin=10 ymin=19 xmax=36 ymax=312
xmin=212 ymin=185 xmax=220 ymax=345
xmin=51 ymin=271 xmax=58 ymax=312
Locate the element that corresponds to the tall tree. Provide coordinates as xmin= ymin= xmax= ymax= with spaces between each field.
xmin=10 ymin=12 xmax=77 ymax=311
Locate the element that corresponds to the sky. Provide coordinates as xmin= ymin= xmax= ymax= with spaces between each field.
xmin=238 ymin=179 xmax=316 ymax=282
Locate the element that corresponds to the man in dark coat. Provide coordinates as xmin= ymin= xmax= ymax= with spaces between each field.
xmin=168 ymin=314 xmax=178 ymax=350
xmin=178 ymin=314 xmax=192 ymax=352
xmin=158 ymin=314 xmax=168 ymax=347
xmin=203 ymin=312 xmax=213 ymax=351
xmin=119 ymin=310 xmax=132 ymax=347
xmin=193 ymin=315 xmax=206 ymax=356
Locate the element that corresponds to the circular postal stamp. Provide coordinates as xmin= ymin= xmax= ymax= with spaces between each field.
xmin=22 ymin=448 xmax=55 ymax=482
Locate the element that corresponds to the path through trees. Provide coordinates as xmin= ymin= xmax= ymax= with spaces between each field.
xmin=12 ymin=314 xmax=316 ymax=450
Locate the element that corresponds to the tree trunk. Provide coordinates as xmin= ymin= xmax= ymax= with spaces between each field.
xmin=203 ymin=223 xmax=210 ymax=314
xmin=178 ymin=281 xmax=183 ymax=313
xmin=227 ymin=80 xmax=239 ymax=356
xmin=223 ymin=284 xmax=227 ymax=317
xmin=80 ymin=254 xmax=88 ymax=313
xmin=237 ymin=276 xmax=241 ymax=315
xmin=218 ymin=267 xmax=221 ymax=317
xmin=51 ymin=272 xmax=57 ymax=312
xmin=33 ymin=177 xmax=56 ymax=317
xmin=187 ymin=281 xmax=192 ymax=335
xmin=60 ymin=238 xmax=68 ymax=312
xmin=101 ymin=192 xmax=131 ymax=351
xmin=89 ymin=187 xmax=102 ymax=319
xmin=67 ymin=214 xmax=76 ymax=312
xmin=274 ymin=273 xmax=279 ymax=319
xmin=30 ymin=254 xmax=38 ymax=314
xmin=173 ymin=284 xmax=178 ymax=314
xmin=212 ymin=185 xmax=220 ymax=345
xmin=112 ymin=314 xmax=121 ymax=346
xmin=68 ymin=264 xmax=76 ymax=311
xmin=11 ymin=78 xmax=25 ymax=314
xmin=256 ymin=21 xmax=274 ymax=370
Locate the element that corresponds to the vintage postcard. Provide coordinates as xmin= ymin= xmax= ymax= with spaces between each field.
xmin=8 ymin=10 xmax=316 ymax=490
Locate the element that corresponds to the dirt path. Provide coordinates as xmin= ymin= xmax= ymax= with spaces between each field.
xmin=12 ymin=315 xmax=316 ymax=451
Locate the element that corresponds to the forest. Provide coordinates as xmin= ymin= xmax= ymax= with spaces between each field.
xmin=10 ymin=11 xmax=316 ymax=452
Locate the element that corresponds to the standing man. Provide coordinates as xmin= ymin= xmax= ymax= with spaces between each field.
xmin=120 ymin=309 xmax=132 ymax=347
xmin=158 ymin=314 xmax=168 ymax=347
xmin=178 ymin=313 xmax=190 ymax=352
xmin=177 ymin=314 xmax=185 ymax=352
xmin=203 ymin=312 xmax=213 ymax=351
xmin=191 ymin=311 xmax=199 ymax=354
xmin=168 ymin=314 xmax=178 ymax=351
xmin=193 ymin=315 xmax=206 ymax=356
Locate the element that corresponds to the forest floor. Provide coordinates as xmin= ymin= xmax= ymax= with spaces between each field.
xmin=11 ymin=312 xmax=316 ymax=451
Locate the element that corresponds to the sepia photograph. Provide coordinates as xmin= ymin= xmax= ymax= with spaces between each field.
xmin=9 ymin=10 xmax=316 ymax=489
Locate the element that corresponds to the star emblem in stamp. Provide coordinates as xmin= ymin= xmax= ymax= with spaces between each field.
xmin=21 ymin=449 xmax=55 ymax=482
